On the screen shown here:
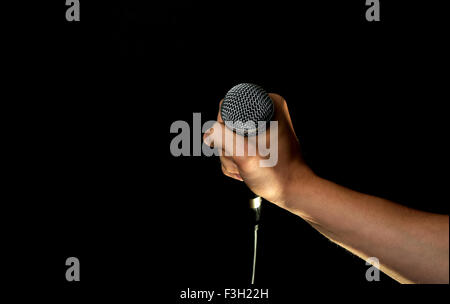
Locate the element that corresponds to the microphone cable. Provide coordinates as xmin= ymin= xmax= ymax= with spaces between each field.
xmin=250 ymin=196 xmax=262 ymax=285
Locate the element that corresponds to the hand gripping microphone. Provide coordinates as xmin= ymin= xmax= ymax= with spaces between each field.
xmin=221 ymin=83 xmax=274 ymax=218
xmin=220 ymin=83 xmax=275 ymax=284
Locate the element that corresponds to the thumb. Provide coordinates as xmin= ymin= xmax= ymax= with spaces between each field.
xmin=203 ymin=121 xmax=238 ymax=157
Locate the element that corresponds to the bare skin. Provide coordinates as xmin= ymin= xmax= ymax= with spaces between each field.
xmin=204 ymin=93 xmax=449 ymax=284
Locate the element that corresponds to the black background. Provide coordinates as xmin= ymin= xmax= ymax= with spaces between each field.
xmin=6 ymin=0 xmax=448 ymax=301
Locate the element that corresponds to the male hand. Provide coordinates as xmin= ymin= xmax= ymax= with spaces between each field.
xmin=203 ymin=93 xmax=313 ymax=206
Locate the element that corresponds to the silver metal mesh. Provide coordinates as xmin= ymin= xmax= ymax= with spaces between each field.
xmin=221 ymin=83 xmax=274 ymax=136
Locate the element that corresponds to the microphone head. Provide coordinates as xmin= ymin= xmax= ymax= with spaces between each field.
xmin=221 ymin=83 xmax=274 ymax=136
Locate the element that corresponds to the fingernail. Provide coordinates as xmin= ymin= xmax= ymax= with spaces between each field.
xmin=204 ymin=136 xmax=212 ymax=147
xmin=204 ymin=128 xmax=216 ymax=147
xmin=234 ymin=173 xmax=243 ymax=181
xmin=203 ymin=135 xmax=213 ymax=148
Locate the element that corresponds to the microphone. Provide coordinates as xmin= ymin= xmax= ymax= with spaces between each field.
xmin=220 ymin=83 xmax=275 ymax=284
xmin=220 ymin=83 xmax=274 ymax=213
xmin=221 ymin=83 xmax=274 ymax=137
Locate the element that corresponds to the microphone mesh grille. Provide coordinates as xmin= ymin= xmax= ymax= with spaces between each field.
xmin=221 ymin=83 xmax=274 ymax=136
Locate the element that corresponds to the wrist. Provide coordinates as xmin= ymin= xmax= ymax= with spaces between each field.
xmin=277 ymin=162 xmax=319 ymax=211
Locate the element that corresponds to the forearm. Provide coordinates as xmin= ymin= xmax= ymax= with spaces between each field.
xmin=275 ymin=171 xmax=449 ymax=284
xmin=208 ymin=91 xmax=448 ymax=283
